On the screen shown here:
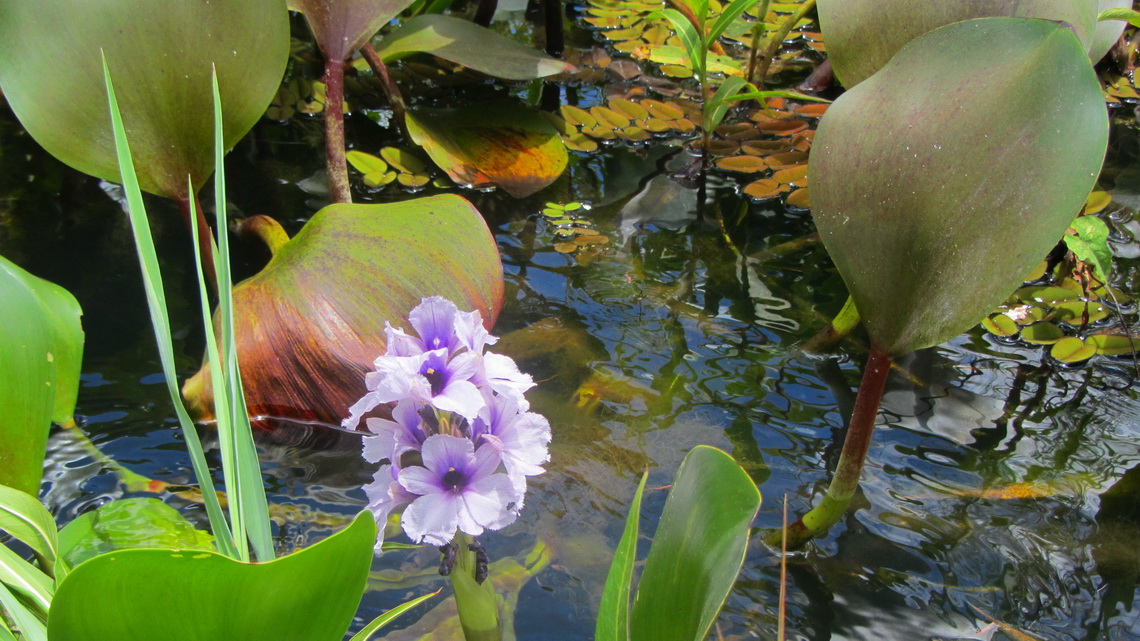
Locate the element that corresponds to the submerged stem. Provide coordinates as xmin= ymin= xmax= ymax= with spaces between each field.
xmin=778 ymin=343 xmax=893 ymax=548
xmin=360 ymin=43 xmax=409 ymax=139
xmin=322 ymin=56 xmax=351 ymax=204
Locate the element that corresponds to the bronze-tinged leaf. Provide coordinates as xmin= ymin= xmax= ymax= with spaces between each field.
xmin=742 ymin=179 xmax=786 ymax=200
xmin=753 ymin=118 xmax=809 ymax=136
xmin=810 ymin=18 xmax=1108 ymax=357
xmin=715 ymin=155 xmax=769 ymax=173
xmin=290 ymin=0 xmax=415 ymax=62
xmin=182 ymin=195 xmax=504 ymax=428
xmin=406 ymin=101 xmax=568 ymax=198
xmin=785 ymin=187 xmax=811 ymax=210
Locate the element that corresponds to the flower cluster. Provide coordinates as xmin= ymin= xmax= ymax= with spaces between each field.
xmin=344 ymin=296 xmax=550 ymax=550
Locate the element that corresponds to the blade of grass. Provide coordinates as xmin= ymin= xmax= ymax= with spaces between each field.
xmin=101 ymin=51 xmax=237 ymax=558
xmin=211 ymin=68 xmax=275 ymax=563
xmin=706 ymin=0 xmax=758 ymax=47
xmin=596 ymin=468 xmax=649 ymax=641
xmin=0 ymin=544 xmax=51 ymax=616
xmin=348 ymin=589 xmax=441 ymax=641
xmin=0 ymin=580 xmax=45 ymax=641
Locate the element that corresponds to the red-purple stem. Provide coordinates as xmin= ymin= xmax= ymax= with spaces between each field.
xmin=360 ymin=43 xmax=408 ymax=139
xmin=175 ymin=191 xmax=219 ymax=298
xmin=323 ymin=56 xmax=351 ymax=204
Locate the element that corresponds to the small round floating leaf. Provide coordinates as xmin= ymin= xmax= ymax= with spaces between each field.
xmin=772 ymin=165 xmax=809 ymax=185
xmin=1019 ymin=321 xmax=1064 ymax=344
xmin=795 ymin=103 xmax=829 ymax=118
xmin=1050 ymin=336 xmax=1096 ymax=364
xmin=765 ymin=151 xmax=809 ymax=169
xmin=380 ymin=147 xmax=427 ymax=174
xmin=1054 ymin=300 xmax=1108 ymax=324
xmin=674 ymin=118 xmax=697 ymax=133
xmin=706 ymin=140 xmax=742 ymax=156
xmin=743 ymin=178 xmax=785 ymax=200
xmin=1083 ymin=190 xmax=1111 ymax=214
xmin=565 ymin=134 xmax=600 ymax=152
xmin=617 ymin=127 xmax=652 ymax=142
xmin=660 ymin=64 xmax=694 ymax=78
xmin=785 ymin=187 xmax=811 ymax=210
xmin=365 ymin=171 xmax=398 ymax=188
xmin=592 ymin=105 xmax=632 ymax=128
xmin=742 ymin=140 xmax=793 ymax=155
xmin=810 ymin=18 xmax=1108 ymax=356
xmin=983 ymin=314 xmax=1019 ymax=337
xmin=1018 ymin=286 xmax=1080 ymax=305
xmin=753 ymin=118 xmax=809 ymax=136
xmin=554 ymin=242 xmax=578 ymax=253
xmin=643 ymin=99 xmax=685 ymax=120
xmin=1088 ymin=333 xmax=1135 ymax=356
xmin=1024 ymin=260 xmax=1048 ymax=282
xmin=560 ymin=105 xmax=597 ymax=128
xmin=644 ymin=118 xmax=673 ymax=132
xmin=716 ymin=155 xmax=769 ymax=173
xmin=611 ymin=99 xmax=650 ymax=121
xmin=575 ymin=235 xmax=611 ymax=246
xmin=397 ymin=173 xmax=431 ymax=189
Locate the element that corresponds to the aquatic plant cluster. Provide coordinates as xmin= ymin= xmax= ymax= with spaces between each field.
xmin=342 ymin=297 xmax=551 ymax=549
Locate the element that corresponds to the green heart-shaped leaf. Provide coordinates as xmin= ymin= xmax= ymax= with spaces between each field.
xmin=48 ymin=511 xmax=376 ymax=641
xmin=290 ymin=0 xmax=415 ymax=61
xmin=810 ymin=18 xmax=1107 ymax=357
xmin=182 ymin=195 xmax=504 ymax=427
xmin=0 ymin=0 xmax=288 ymax=200
xmin=817 ymin=0 xmax=1096 ymax=87
xmin=0 ymin=256 xmax=84 ymax=495
xmin=407 ymin=101 xmax=568 ymax=198
xmin=374 ymin=14 xmax=574 ymax=79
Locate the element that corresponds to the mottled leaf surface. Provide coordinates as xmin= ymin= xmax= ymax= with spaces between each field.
xmin=810 ymin=18 xmax=1107 ymax=356
xmin=183 ymin=195 xmax=504 ymax=428
xmin=818 ymin=0 xmax=1096 ymax=87
xmin=407 ymin=102 xmax=568 ymax=198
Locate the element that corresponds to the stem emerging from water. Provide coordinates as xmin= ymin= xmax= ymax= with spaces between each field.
xmin=322 ymin=56 xmax=351 ymax=204
xmin=777 ymin=343 xmax=892 ymax=548
xmin=360 ymin=43 xmax=409 ymax=139
xmin=175 ymin=191 xmax=218 ymax=298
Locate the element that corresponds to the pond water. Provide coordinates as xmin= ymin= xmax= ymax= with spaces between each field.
xmin=4 ymin=4 xmax=1140 ymax=641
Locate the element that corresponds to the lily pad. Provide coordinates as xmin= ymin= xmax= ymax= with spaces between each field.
xmin=1088 ymin=333 xmax=1136 ymax=356
xmin=407 ymin=101 xmax=568 ymax=198
xmin=182 ymin=195 xmax=504 ymax=428
xmin=1050 ymin=335 xmax=1096 ymax=364
xmin=1019 ymin=321 xmax=1064 ymax=344
xmin=0 ymin=0 xmax=288 ymax=199
xmin=983 ymin=314 xmax=1019 ymax=337
xmin=817 ymin=0 xmax=1096 ymax=87
xmin=810 ymin=18 xmax=1107 ymax=357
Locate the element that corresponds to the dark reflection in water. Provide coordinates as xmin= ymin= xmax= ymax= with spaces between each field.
xmin=11 ymin=77 xmax=1140 ymax=641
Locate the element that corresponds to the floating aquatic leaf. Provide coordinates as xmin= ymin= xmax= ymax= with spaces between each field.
xmin=1088 ymin=333 xmax=1136 ymax=355
xmin=715 ymin=155 xmax=769 ymax=173
xmin=346 ymin=151 xmax=397 ymax=188
xmin=810 ymin=18 xmax=1108 ymax=356
xmin=0 ymin=0 xmax=288 ymax=199
xmin=743 ymin=178 xmax=786 ymax=200
xmin=1083 ymin=190 xmax=1112 ymax=214
xmin=406 ymin=101 xmax=568 ymax=198
xmin=182 ymin=195 xmax=503 ymax=427
xmin=785 ymin=187 xmax=811 ymax=210
xmin=753 ymin=118 xmax=809 ymax=136
xmin=771 ymin=165 xmax=808 ymax=185
xmin=1019 ymin=321 xmax=1064 ymax=344
xmin=1054 ymin=300 xmax=1109 ymax=324
xmin=373 ymin=14 xmax=574 ymax=79
xmin=817 ymin=0 xmax=1097 ymax=87
xmin=1019 ymin=286 xmax=1080 ymax=305
xmin=765 ymin=151 xmax=808 ymax=169
xmin=1050 ymin=335 xmax=1097 ymax=363
xmin=983 ymin=314 xmax=1019 ymax=337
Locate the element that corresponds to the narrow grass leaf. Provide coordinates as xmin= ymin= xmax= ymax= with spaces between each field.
xmin=0 ymin=614 xmax=19 ymax=641
xmin=0 ymin=485 xmax=59 ymax=578
xmin=651 ymin=9 xmax=704 ymax=72
xmin=101 ymin=53 xmax=236 ymax=558
xmin=596 ymin=469 xmax=649 ymax=641
xmin=1098 ymin=7 xmax=1140 ymax=27
xmin=211 ymin=69 xmax=274 ymax=563
xmin=0 ymin=580 xmax=46 ymax=641
xmin=706 ymin=76 xmax=746 ymax=132
xmin=0 ymin=544 xmax=52 ymax=615
xmin=707 ymin=0 xmax=759 ymax=46
xmin=348 ymin=589 xmax=441 ymax=641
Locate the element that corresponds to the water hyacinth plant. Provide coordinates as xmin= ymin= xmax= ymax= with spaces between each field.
xmin=345 ymin=296 xmax=551 ymax=550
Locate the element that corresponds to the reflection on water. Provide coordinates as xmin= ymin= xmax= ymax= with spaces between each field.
xmin=16 ymin=113 xmax=1140 ymax=640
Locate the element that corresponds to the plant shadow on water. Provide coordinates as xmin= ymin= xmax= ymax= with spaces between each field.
xmin=4 ymin=2 xmax=1140 ymax=640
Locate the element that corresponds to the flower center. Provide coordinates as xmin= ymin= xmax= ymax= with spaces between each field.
xmin=423 ymin=366 xmax=445 ymax=396
xmin=441 ymin=466 xmax=466 ymax=493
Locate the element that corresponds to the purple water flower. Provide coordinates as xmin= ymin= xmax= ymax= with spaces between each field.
xmin=471 ymin=394 xmax=550 ymax=494
xmin=399 ymin=435 xmax=522 ymax=546
xmin=348 ymin=296 xmax=549 ymax=552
